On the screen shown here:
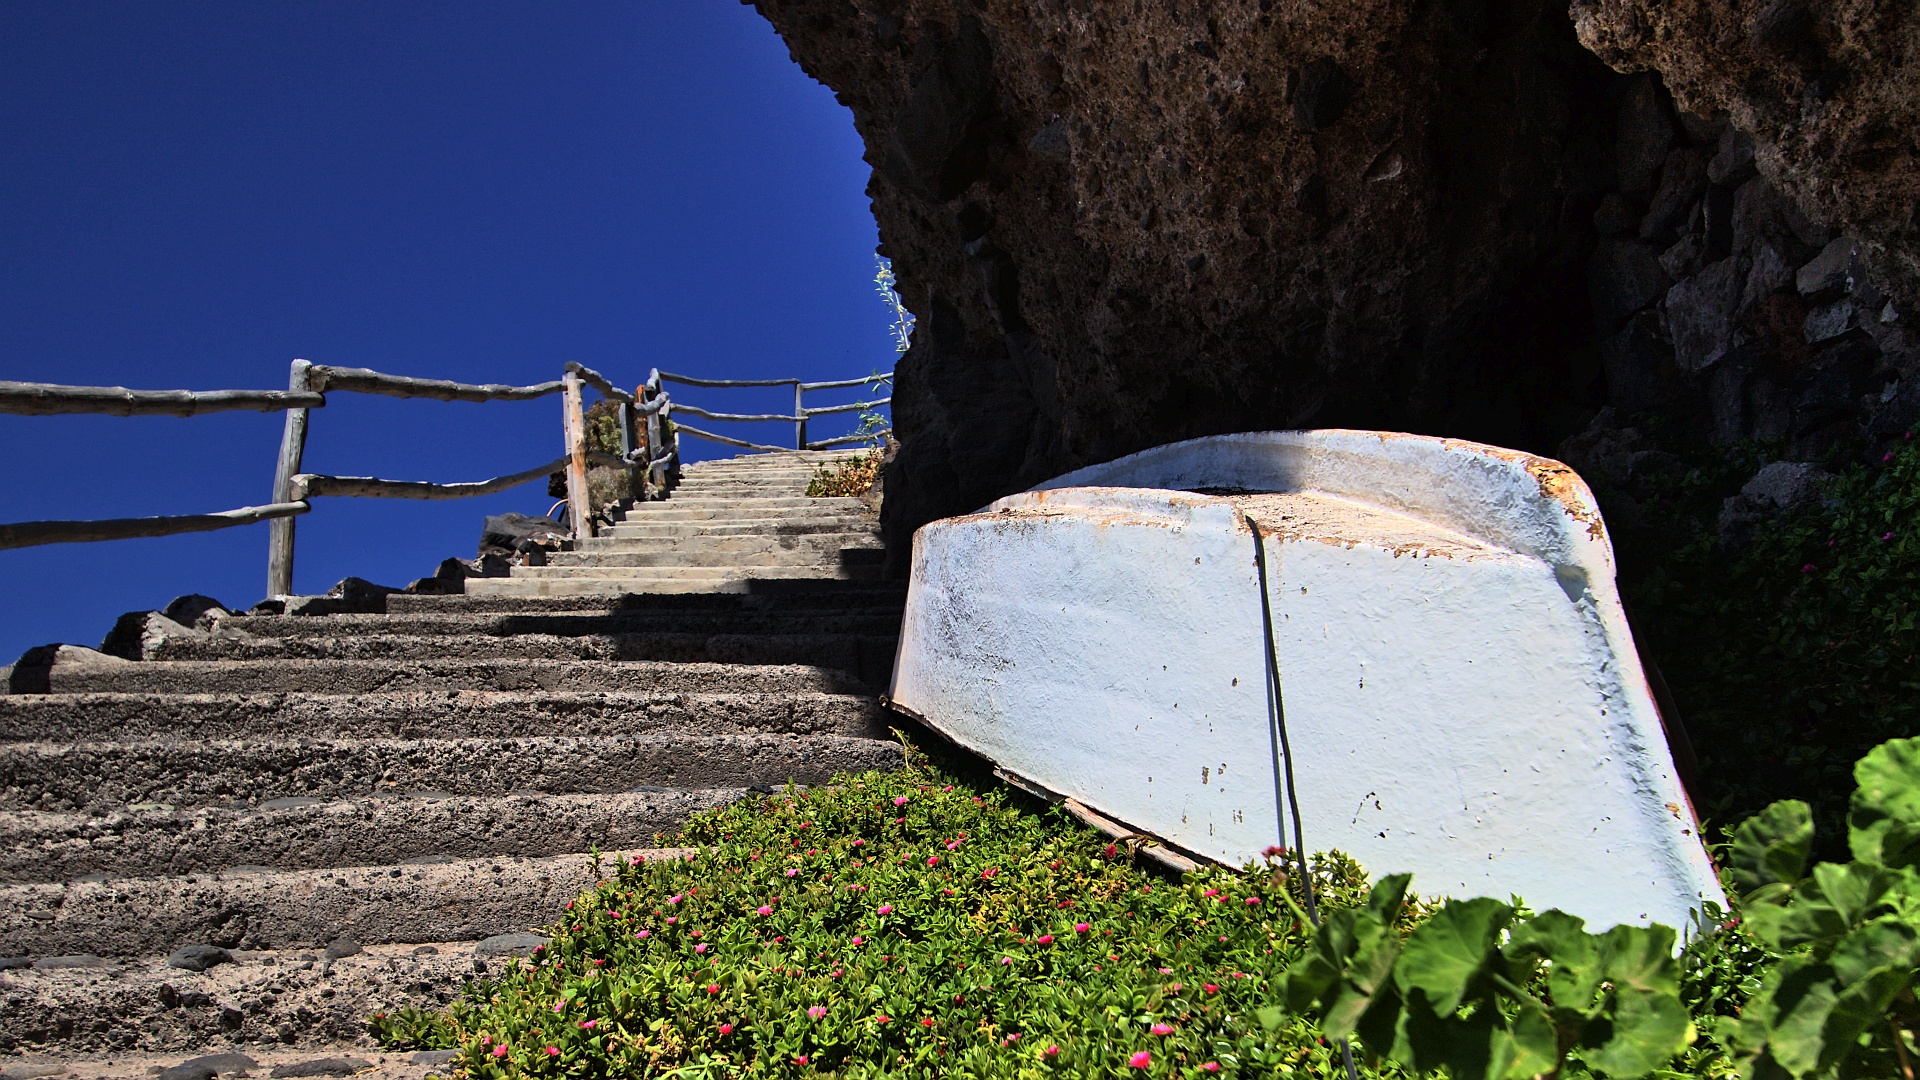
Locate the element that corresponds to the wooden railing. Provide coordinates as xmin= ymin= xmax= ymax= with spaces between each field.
xmin=0 ymin=359 xmax=649 ymax=596
xmin=654 ymin=370 xmax=891 ymax=454
xmin=0 ymin=359 xmax=889 ymax=596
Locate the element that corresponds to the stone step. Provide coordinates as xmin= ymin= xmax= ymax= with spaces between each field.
xmin=545 ymin=546 xmax=879 ymax=569
xmin=34 ymin=658 xmax=868 ymax=696
xmin=0 ymin=690 xmax=884 ymax=743
xmin=597 ymin=518 xmax=877 ymax=538
xmin=211 ymin=610 xmax=900 ymax=639
xmin=144 ymin=633 xmax=900 ymax=684
xmin=604 ymin=506 xmax=869 ymax=522
xmin=579 ymin=522 xmax=875 ymax=541
xmin=507 ymin=562 xmax=880 ymax=581
xmin=624 ymin=496 xmax=865 ymax=511
xmin=384 ymin=582 xmax=905 ymax=615
xmin=0 ymin=789 xmax=741 ymax=884
xmin=1 ymin=939 xmax=520 ymax=1055
xmin=0 ymin=846 xmax=689 ymax=957
xmin=464 ymin=575 xmax=886 ymax=599
xmin=0 ymin=732 xmax=904 ymax=813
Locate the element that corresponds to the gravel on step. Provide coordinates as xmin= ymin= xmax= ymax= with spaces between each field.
xmin=42 ymin=658 xmax=867 ymax=697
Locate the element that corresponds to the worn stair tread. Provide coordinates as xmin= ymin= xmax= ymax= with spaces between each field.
xmin=0 ymin=690 xmax=886 ymax=742
xmin=0 ymin=940 xmax=541 ymax=1055
xmin=543 ymin=548 xmax=879 ymax=568
xmin=149 ymin=630 xmax=895 ymax=663
xmin=0 ymin=732 xmax=905 ymax=811
xmin=0 ymin=846 xmax=690 ymax=958
xmin=0 ymin=790 xmax=742 ymax=884
xmin=208 ymin=610 xmax=901 ymax=639
xmin=384 ymin=583 xmax=905 ymax=615
xmin=505 ymin=565 xmax=879 ymax=580
xmin=464 ymin=576 xmax=883 ymax=597
xmin=33 ymin=658 xmax=868 ymax=696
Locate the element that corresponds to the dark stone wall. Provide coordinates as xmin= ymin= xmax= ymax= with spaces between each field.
xmin=747 ymin=0 xmax=1920 ymax=570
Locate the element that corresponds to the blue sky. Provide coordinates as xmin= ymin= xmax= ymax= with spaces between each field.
xmin=0 ymin=1 xmax=891 ymax=659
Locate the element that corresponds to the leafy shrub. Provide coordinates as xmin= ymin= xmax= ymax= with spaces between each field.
xmin=806 ymin=452 xmax=882 ymax=499
xmin=370 ymin=1004 xmax=460 ymax=1050
xmin=1627 ymin=433 xmax=1920 ymax=847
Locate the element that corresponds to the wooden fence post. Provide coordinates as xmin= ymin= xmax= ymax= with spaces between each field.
xmin=266 ymin=359 xmax=313 ymax=597
xmin=794 ymin=382 xmax=807 ymax=450
xmin=561 ymin=368 xmax=592 ymax=540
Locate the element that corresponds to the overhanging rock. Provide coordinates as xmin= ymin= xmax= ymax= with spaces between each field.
xmin=890 ymin=429 xmax=1723 ymax=932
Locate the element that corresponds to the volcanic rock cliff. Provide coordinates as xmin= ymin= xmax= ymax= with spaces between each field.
xmin=748 ymin=0 xmax=1920 ymax=567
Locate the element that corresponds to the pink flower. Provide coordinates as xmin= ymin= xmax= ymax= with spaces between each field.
xmin=706 ymin=983 xmax=721 ymax=994
xmin=666 ymin=916 xmax=678 ymax=924
xmin=851 ymin=839 xmax=864 ymax=847
xmin=545 ymin=1046 xmax=560 ymax=1057
xmin=694 ymin=943 xmax=709 ymax=953
xmin=875 ymin=1014 xmax=891 ymax=1024
xmin=628 ymin=854 xmax=645 ymax=866
xmin=981 ymin=868 xmax=997 ymax=880
xmin=579 ymin=1019 xmax=597 ymax=1029
xmin=1151 ymin=1023 xmax=1174 ymax=1036
xmin=1036 ymin=934 xmax=1055 ymax=945
xmin=893 ymin=796 xmax=909 ymax=806
xmin=1044 ymin=1046 xmax=1060 ymax=1059
xmin=785 ymin=868 xmax=799 ymax=877
xmin=1885 ymin=451 xmax=1897 ymax=463
xmin=1202 ymin=983 xmax=1219 ymax=994
xmin=927 ymin=856 xmax=940 ymax=867
xmin=793 ymin=1056 xmax=808 ymax=1066
xmin=920 ymin=1017 xmax=935 ymax=1028
xmin=1129 ymin=1051 xmax=1152 ymax=1068
xmin=668 ymin=894 xmax=683 ymax=904
xmin=717 ymin=1023 xmax=733 ymax=1036
xmin=1885 ymin=532 xmax=1896 ymax=541
xmin=1262 ymin=844 xmax=1287 ymax=859
xmin=851 ymin=936 xmax=864 ymax=946
xmin=635 ymin=929 xmax=650 ymax=939
xmin=808 ymin=1005 xmax=828 ymax=1019
xmin=1803 ymin=563 xmax=1818 ymax=573
xmin=877 ymin=904 xmax=894 ymax=915
xmin=1074 ymin=922 xmax=1091 ymax=933
xmin=757 ymin=905 xmax=774 ymax=916
xmin=492 ymin=1045 xmax=509 ymax=1059
xmin=1245 ymin=896 xmax=1262 ymax=905
xmin=1001 ymin=957 xmax=1014 ymax=965
xmin=1201 ymin=1062 xmax=1221 ymax=1072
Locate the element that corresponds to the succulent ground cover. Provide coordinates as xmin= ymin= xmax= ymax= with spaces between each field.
xmin=358 ymin=743 xmax=1920 ymax=1079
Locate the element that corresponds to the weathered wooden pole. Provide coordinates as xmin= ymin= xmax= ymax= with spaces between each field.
xmin=266 ymin=359 xmax=313 ymax=597
xmin=644 ymin=369 xmax=668 ymax=492
xmin=561 ymin=367 xmax=592 ymax=539
xmin=794 ymin=382 xmax=807 ymax=450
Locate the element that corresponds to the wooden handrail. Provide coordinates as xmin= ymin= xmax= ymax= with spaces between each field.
xmin=565 ymin=362 xmax=635 ymax=404
xmin=308 ymin=365 xmax=565 ymax=402
xmin=0 ymin=501 xmax=310 ymax=551
xmin=291 ymin=452 xmax=625 ymax=501
xmin=658 ymin=371 xmax=799 ymax=388
xmin=671 ymin=421 xmax=794 ymax=454
xmin=0 ymin=381 xmax=326 ymax=417
xmin=808 ymin=429 xmax=893 ymax=449
xmin=670 ymin=403 xmax=803 ymax=423
xmin=802 ymin=397 xmax=890 ymax=417
xmin=799 ymin=375 xmax=886 ymax=391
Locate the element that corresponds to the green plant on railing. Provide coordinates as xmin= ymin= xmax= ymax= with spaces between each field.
xmin=875 ymin=257 xmax=914 ymax=355
xmin=1718 ymin=736 xmax=1920 ymax=1079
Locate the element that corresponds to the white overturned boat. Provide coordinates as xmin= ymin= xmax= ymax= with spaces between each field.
xmin=889 ymin=430 xmax=1723 ymax=932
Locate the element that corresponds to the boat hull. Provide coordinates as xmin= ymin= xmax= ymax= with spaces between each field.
xmin=890 ymin=430 xmax=1724 ymax=932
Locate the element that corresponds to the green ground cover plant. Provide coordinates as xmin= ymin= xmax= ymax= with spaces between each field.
xmin=1625 ymin=433 xmax=1920 ymax=849
xmin=805 ymin=451 xmax=882 ymax=498
xmin=370 ymin=738 xmax=1920 ymax=1079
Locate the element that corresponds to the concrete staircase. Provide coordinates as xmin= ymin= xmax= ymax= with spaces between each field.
xmin=471 ymin=451 xmax=884 ymax=597
xmin=0 ymin=452 xmax=904 ymax=1066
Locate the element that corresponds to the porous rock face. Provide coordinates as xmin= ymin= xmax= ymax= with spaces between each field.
xmin=748 ymin=0 xmax=1920 ymax=563
xmin=754 ymin=0 xmax=1624 ymax=564
xmin=1572 ymin=0 xmax=1920 ymax=314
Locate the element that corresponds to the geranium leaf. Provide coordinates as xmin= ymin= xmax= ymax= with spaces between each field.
xmin=1393 ymin=897 xmax=1512 ymax=1015
xmin=1731 ymin=800 xmax=1814 ymax=894
xmin=1849 ymin=736 xmax=1920 ymax=868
